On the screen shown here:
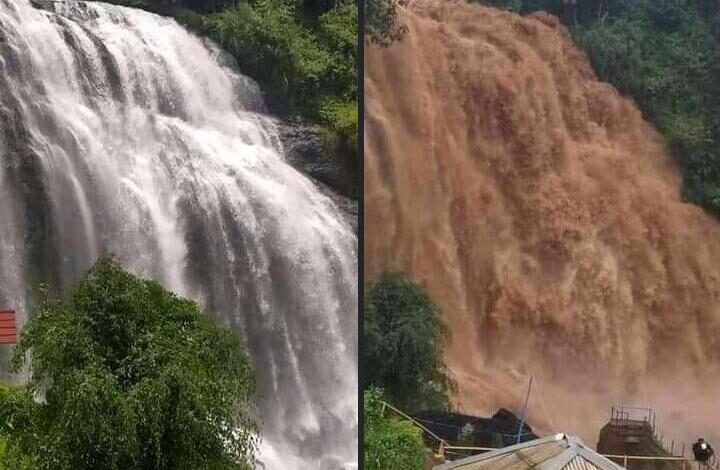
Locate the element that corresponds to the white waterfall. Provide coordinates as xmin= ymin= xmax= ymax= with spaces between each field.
xmin=0 ymin=1 xmax=358 ymax=468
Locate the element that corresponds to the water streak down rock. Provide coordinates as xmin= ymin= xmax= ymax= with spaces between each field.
xmin=0 ymin=1 xmax=357 ymax=468
xmin=365 ymin=0 xmax=720 ymax=444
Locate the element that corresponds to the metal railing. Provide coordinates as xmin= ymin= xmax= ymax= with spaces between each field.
xmin=379 ymin=400 xmax=449 ymax=455
xmin=603 ymin=453 xmax=687 ymax=470
xmin=605 ymin=454 xmax=720 ymax=470
xmin=610 ymin=405 xmax=656 ymax=432
xmin=605 ymin=404 xmax=707 ymax=470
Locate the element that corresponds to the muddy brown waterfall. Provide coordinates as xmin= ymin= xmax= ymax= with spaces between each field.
xmin=366 ymin=0 xmax=720 ymax=444
xmin=0 ymin=1 xmax=358 ymax=468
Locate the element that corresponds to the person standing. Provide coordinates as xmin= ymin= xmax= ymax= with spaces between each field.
xmin=693 ymin=438 xmax=715 ymax=470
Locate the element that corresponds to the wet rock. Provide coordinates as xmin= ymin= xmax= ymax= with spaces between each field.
xmin=29 ymin=0 xmax=53 ymax=11
xmin=278 ymin=120 xmax=352 ymax=197
xmin=278 ymin=120 xmax=357 ymax=233
xmin=318 ymin=183 xmax=358 ymax=235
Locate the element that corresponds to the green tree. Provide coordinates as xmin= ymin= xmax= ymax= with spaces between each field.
xmin=8 ymin=258 xmax=257 ymax=470
xmin=0 ymin=384 xmax=33 ymax=470
xmin=363 ymin=387 xmax=426 ymax=470
xmin=364 ymin=272 xmax=452 ymax=412
xmin=365 ymin=0 xmax=408 ymax=46
xmin=204 ymin=0 xmax=332 ymax=114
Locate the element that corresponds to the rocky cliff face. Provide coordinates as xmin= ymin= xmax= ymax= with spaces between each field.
xmin=365 ymin=0 xmax=720 ymax=442
xmin=278 ymin=121 xmax=358 ymax=232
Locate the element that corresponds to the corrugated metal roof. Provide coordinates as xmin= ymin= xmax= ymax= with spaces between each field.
xmin=565 ymin=455 xmax=601 ymax=470
xmin=434 ymin=433 xmax=627 ymax=470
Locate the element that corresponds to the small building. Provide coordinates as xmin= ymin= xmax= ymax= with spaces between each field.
xmin=415 ymin=408 xmax=538 ymax=451
xmin=434 ymin=433 xmax=627 ymax=470
xmin=596 ymin=406 xmax=680 ymax=470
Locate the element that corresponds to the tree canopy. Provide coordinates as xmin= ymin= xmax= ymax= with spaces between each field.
xmin=364 ymin=272 xmax=452 ymax=413
xmin=5 ymin=258 xmax=257 ymax=470
xmin=365 ymin=0 xmax=408 ymax=46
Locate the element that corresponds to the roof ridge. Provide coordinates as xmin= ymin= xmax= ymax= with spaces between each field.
xmin=433 ymin=433 xmax=626 ymax=470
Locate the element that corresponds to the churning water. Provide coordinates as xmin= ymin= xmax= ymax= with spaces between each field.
xmin=0 ymin=1 xmax=357 ymax=468
xmin=365 ymin=0 xmax=720 ymax=446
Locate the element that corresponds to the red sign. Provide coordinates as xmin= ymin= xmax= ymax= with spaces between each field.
xmin=0 ymin=310 xmax=17 ymax=345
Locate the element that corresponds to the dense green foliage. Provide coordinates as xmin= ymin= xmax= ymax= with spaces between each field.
xmin=4 ymin=258 xmax=257 ymax=470
xmin=363 ymin=386 xmax=426 ymax=470
xmin=477 ymin=0 xmax=720 ymax=216
xmin=0 ymin=435 xmax=31 ymax=470
xmin=181 ymin=0 xmax=357 ymax=122
xmin=0 ymin=384 xmax=32 ymax=470
xmin=365 ymin=0 xmax=408 ymax=45
xmin=364 ymin=272 xmax=452 ymax=413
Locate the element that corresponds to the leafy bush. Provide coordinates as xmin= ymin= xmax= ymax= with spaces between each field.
xmin=0 ymin=384 xmax=33 ymax=470
xmin=319 ymin=99 xmax=358 ymax=196
xmin=8 ymin=258 xmax=257 ymax=470
xmin=321 ymin=100 xmax=357 ymax=135
xmin=364 ymin=387 xmax=426 ymax=470
xmin=205 ymin=1 xmax=332 ymax=114
xmin=174 ymin=8 xmax=209 ymax=31
xmin=0 ymin=434 xmax=31 ymax=470
xmin=364 ymin=272 xmax=453 ymax=412
xmin=365 ymin=0 xmax=408 ymax=45
xmin=318 ymin=0 xmax=358 ymax=100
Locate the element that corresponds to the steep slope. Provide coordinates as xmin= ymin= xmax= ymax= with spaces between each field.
xmin=365 ymin=0 xmax=720 ymax=443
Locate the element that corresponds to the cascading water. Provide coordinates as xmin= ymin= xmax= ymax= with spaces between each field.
xmin=365 ymin=0 xmax=720 ymax=445
xmin=0 ymin=1 xmax=358 ymax=468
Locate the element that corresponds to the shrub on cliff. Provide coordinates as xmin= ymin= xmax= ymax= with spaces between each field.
xmin=0 ymin=384 xmax=33 ymax=470
xmin=365 ymin=0 xmax=408 ymax=45
xmin=7 ymin=258 xmax=257 ymax=470
xmin=176 ymin=0 xmax=357 ymax=125
xmin=364 ymin=272 xmax=453 ymax=412
xmin=364 ymin=386 xmax=426 ymax=470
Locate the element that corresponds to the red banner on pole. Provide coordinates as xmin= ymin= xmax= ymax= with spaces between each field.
xmin=0 ymin=310 xmax=17 ymax=345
